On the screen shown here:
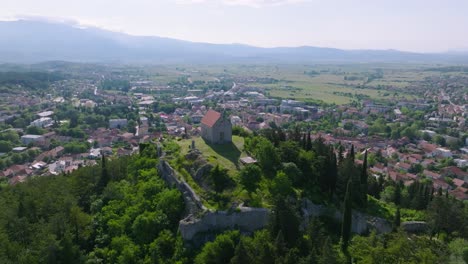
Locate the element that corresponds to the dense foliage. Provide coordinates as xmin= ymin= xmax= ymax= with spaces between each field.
xmin=0 ymin=71 xmax=65 ymax=90
xmin=0 ymin=144 xmax=185 ymax=263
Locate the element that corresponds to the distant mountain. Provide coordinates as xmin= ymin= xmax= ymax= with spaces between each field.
xmin=1 ymin=19 xmax=467 ymax=64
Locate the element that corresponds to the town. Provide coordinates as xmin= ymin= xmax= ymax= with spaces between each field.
xmin=0 ymin=64 xmax=466 ymax=201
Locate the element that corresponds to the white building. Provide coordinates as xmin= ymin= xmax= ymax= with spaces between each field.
xmin=435 ymin=147 xmax=452 ymax=158
xmin=37 ymin=111 xmax=54 ymax=118
xmin=455 ymin=159 xmax=467 ymax=168
xmin=30 ymin=117 xmax=53 ymax=128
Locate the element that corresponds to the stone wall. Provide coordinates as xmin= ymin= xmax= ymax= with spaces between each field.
xmin=157 ymin=160 xmax=206 ymax=215
xmin=158 ymin=160 xmax=396 ymax=243
xmin=401 ymin=221 xmax=428 ymax=233
xmin=301 ymin=199 xmax=392 ymax=234
xmin=179 ymin=207 xmax=270 ymax=241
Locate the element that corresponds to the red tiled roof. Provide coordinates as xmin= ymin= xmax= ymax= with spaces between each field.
xmin=201 ymin=110 xmax=221 ymax=128
xmin=453 ymin=178 xmax=465 ymax=187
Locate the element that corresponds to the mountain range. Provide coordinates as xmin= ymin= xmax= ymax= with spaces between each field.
xmin=1 ymin=19 xmax=467 ymax=64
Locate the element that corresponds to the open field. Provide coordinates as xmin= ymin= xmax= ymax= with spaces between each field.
xmin=131 ymin=63 xmax=463 ymax=104
xmin=154 ymin=64 xmax=431 ymax=104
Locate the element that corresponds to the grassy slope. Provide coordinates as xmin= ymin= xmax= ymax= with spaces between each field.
xmin=176 ymin=136 xmax=247 ymax=176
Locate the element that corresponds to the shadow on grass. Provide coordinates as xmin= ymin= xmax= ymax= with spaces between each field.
xmin=204 ymin=140 xmax=242 ymax=169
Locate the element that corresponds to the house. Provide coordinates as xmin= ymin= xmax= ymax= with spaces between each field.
xmin=423 ymin=169 xmax=441 ymax=180
xmin=435 ymin=148 xmax=452 ymax=158
xmin=109 ymin=119 xmax=128 ymax=129
xmin=21 ymin=135 xmax=44 ymax=145
xmin=441 ymin=166 xmax=468 ymax=180
xmin=201 ymin=110 xmax=232 ymax=144
xmin=30 ymin=117 xmax=53 ymax=128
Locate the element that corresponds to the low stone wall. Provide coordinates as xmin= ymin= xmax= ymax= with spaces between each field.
xmin=179 ymin=207 xmax=270 ymax=241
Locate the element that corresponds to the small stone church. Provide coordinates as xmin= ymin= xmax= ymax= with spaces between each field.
xmin=201 ymin=109 xmax=232 ymax=144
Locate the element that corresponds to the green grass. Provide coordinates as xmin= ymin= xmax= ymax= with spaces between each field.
xmin=176 ymin=136 xmax=247 ymax=176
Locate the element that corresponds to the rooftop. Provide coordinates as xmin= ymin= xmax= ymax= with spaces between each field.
xmin=201 ymin=110 xmax=222 ymax=128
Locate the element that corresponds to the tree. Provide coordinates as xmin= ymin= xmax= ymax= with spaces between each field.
xmin=239 ymin=164 xmax=262 ymax=194
xmin=0 ymin=140 xmax=12 ymax=152
xmin=230 ymin=238 xmax=251 ymax=264
xmin=341 ymin=178 xmax=352 ymax=252
xmin=360 ymin=150 xmax=368 ymax=208
xmin=254 ymin=138 xmax=280 ymax=177
xmin=394 ymin=182 xmax=402 ymax=206
xmin=393 ymin=207 xmax=401 ymax=231
xmin=210 ymin=165 xmax=230 ymax=194
xmin=26 ymin=126 xmax=45 ymax=135
xmin=270 ymin=198 xmax=300 ymax=248
xmin=195 ymin=231 xmax=240 ymax=264
xmin=270 ymin=171 xmax=294 ymax=200
xmin=96 ymin=155 xmax=110 ymax=194
xmin=278 ymin=140 xmax=300 ymax=163
xmin=306 ymin=131 xmax=312 ymax=151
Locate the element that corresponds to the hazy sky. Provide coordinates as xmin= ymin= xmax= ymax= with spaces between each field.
xmin=2 ymin=0 xmax=468 ymax=52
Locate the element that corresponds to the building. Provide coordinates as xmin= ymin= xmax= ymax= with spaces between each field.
xmin=435 ymin=148 xmax=452 ymax=158
xmin=30 ymin=117 xmax=53 ymax=128
xmin=109 ymin=119 xmax=128 ymax=129
xmin=21 ymin=135 xmax=44 ymax=145
xmin=201 ymin=110 xmax=232 ymax=144
xmin=280 ymin=100 xmax=305 ymax=113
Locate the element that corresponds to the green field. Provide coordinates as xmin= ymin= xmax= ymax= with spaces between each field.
xmin=153 ymin=64 xmax=427 ymax=104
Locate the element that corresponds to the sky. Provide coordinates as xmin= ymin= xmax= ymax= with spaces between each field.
xmin=1 ymin=0 xmax=468 ymax=52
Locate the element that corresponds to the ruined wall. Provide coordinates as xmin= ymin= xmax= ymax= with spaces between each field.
xmin=179 ymin=207 xmax=270 ymax=241
xmin=401 ymin=221 xmax=428 ymax=233
xmin=158 ymin=160 xmax=398 ymax=243
xmin=157 ymin=160 xmax=206 ymax=214
xmin=301 ymin=199 xmax=392 ymax=234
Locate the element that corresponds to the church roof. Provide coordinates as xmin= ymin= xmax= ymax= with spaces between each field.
xmin=201 ymin=110 xmax=221 ymax=128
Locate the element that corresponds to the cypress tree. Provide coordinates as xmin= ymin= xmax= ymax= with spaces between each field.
xmin=302 ymin=134 xmax=307 ymax=149
xmin=437 ymin=187 xmax=443 ymax=196
xmin=306 ymin=131 xmax=312 ymax=151
xmin=231 ymin=239 xmax=250 ymax=264
xmin=394 ymin=182 xmax=402 ymax=206
xmin=361 ymin=150 xmax=368 ymax=208
xmin=393 ymin=207 xmax=401 ymax=232
xmin=341 ymin=178 xmax=352 ymax=252
xmin=348 ymin=145 xmax=355 ymax=161
xmin=337 ymin=142 xmax=344 ymax=164
xmin=96 ymin=154 xmax=110 ymax=194
xmin=328 ymin=146 xmax=338 ymax=198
